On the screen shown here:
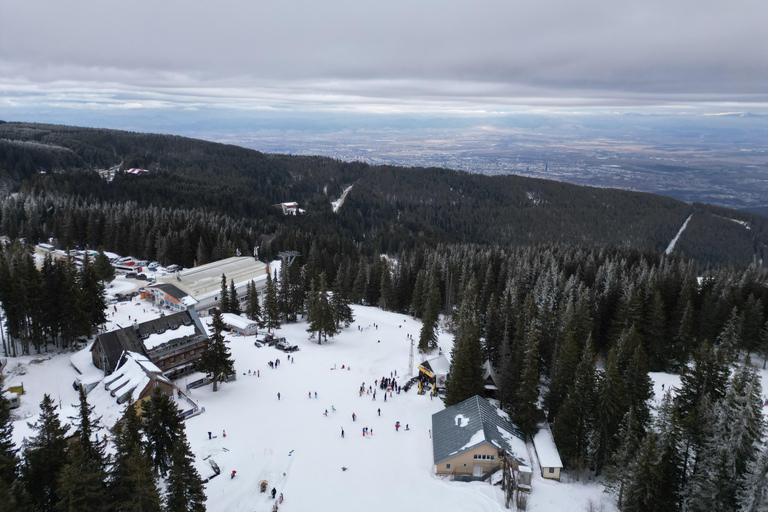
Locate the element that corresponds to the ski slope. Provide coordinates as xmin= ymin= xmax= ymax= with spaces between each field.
xmin=9 ymin=300 xmax=719 ymax=512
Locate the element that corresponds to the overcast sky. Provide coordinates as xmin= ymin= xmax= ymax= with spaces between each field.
xmin=1 ymin=0 xmax=767 ymax=119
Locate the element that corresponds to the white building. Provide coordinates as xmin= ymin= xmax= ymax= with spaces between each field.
xmin=155 ymin=257 xmax=269 ymax=316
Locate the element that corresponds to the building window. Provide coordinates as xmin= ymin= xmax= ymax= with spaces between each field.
xmin=473 ymin=454 xmax=494 ymax=461
xmin=171 ymin=357 xmax=175 ymax=363
xmin=191 ymin=350 xmax=195 ymax=355
xmin=446 ymin=464 xmax=451 ymax=470
xmin=181 ymin=353 xmax=186 ymax=360
xmin=160 ymin=361 xmax=165 ymax=366
xmin=549 ymin=467 xmax=555 ymax=474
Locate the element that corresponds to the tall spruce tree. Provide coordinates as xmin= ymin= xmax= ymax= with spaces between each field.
xmin=228 ymin=279 xmax=239 ymax=313
xmin=79 ymin=251 xmax=107 ymax=332
xmin=198 ymin=309 xmax=236 ymax=392
xmin=165 ymin=430 xmax=206 ymax=512
xmin=109 ymin=400 xmax=162 ymax=511
xmin=0 ymin=391 xmax=20 ymax=507
xmin=331 ymin=270 xmax=354 ymax=329
xmin=263 ymin=272 xmax=280 ymax=333
xmin=219 ymin=274 xmax=230 ymax=314
xmin=56 ymin=387 xmax=108 ymax=512
xmin=623 ymin=432 xmax=665 ymax=512
xmin=444 ymin=277 xmax=485 ymax=406
xmin=245 ymin=280 xmax=262 ymax=326
xmin=141 ymin=387 xmax=183 ymax=475
xmin=512 ymin=323 xmax=541 ymax=437
xmin=93 ymin=248 xmax=115 ymax=284
xmin=22 ymin=394 xmax=70 ymax=512
xmin=552 ymin=336 xmax=597 ymax=471
xmin=594 ymin=348 xmax=629 ymax=474
xmin=306 ymin=273 xmax=337 ymax=344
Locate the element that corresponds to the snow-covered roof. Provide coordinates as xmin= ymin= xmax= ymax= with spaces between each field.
xmin=102 ymin=351 xmax=173 ymax=403
xmin=431 ymin=395 xmax=528 ymax=466
xmin=420 ymin=354 xmax=450 ymax=376
xmin=532 ymin=424 xmax=563 ymax=469
xmin=221 ymin=313 xmax=258 ymax=330
xmin=156 ymin=257 xmax=267 ymax=298
xmin=143 ymin=324 xmax=198 ymax=350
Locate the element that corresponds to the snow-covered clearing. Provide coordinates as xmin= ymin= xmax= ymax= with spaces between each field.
xmin=331 ymin=184 xmax=354 ymax=213
xmin=666 ymin=214 xmax=693 ymax=255
xmin=14 ymin=299 xmax=767 ymax=511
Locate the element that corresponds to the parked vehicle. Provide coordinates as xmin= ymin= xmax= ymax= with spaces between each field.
xmin=275 ymin=339 xmax=300 ymax=352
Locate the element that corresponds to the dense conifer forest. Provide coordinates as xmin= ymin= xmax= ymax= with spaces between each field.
xmin=1 ymin=121 xmax=768 ymax=511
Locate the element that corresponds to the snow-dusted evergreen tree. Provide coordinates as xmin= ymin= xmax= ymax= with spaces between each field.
xmin=142 ymin=387 xmax=184 ymax=476
xmin=512 ymin=322 xmax=541 ymax=437
xmin=0 ymin=391 xmax=20 ymax=507
xmin=604 ymin=407 xmax=643 ymax=509
xmin=108 ymin=399 xmax=162 ymax=510
xmin=219 ymin=274 xmax=230 ymax=314
xmin=57 ymin=387 xmax=108 ymax=512
xmin=22 ymin=394 xmax=70 ymax=512
xmin=594 ymin=348 xmax=629 ymax=474
xmin=623 ymin=431 xmax=665 ymax=512
xmin=717 ymin=306 xmax=743 ymax=363
xmin=263 ymin=272 xmax=281 ymax=333
xmin=684 ymin=363 xmax=765 ymax=512
xmin=245 ymin=280 xmax=262 ymax=326
xmin=165 ymin=429 xmax=206 ymax=512
xmin=483 ymin=293 xmax=504 ymax=366
xmin=307 ymin=273 xmax=337 ymax=344
xmin=418 ymin=273 xmax=441 ymax=353
xmin=198 ymin=309 xmax=235 ymax=392
xmin=552 ymin=335 xmax=597 ymax=470
xmin=332 ymin=270 xmax=354 ymax=329
xmin=738 ymin=442 xmax=768 ymax=512
xmin=228 ymin=279 xmax=238 ymax=313
xmin=546 ymin=328 xmax=579 ymax=421
xmin=444 ymin=276 xmax=485 ymax=406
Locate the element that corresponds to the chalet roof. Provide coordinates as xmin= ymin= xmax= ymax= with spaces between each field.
xmin=102 ymin=351 xmax=173 ymax=403
xmin=91 ymin=309 xmax=206 ymax=371
xmin=431 ymin=395 xmax=528 ymax=466
xmin=221 ymin=313 xmax=258 ymax=330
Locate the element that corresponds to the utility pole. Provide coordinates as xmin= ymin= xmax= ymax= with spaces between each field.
xmin=407 ymin=339 xmax=414 ymax=378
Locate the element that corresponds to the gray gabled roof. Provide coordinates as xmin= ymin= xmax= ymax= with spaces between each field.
xmin=431 ymin=395 xmax=528 ymax=466
xmin=149 ymin=283 xmax=189 ymax=301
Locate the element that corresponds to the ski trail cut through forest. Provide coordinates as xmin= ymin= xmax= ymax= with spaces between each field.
xmin=666 ymin=214 xmax=693 ymax=255
xmin=332 ymin=185 xmax=354 ymax=213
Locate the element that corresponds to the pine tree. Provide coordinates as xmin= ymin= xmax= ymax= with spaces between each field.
xmin=0 ymin=391 xmax=19 ymax=506
xmin=546 ymin=328 xmax=579 ymax=421
xmin=552 ymin=336 xmax=597 ymax=471
xmin=56 ymin=387 xmax=108 ymax=512
xmin=623 ymin=432 xmax=665 ymax=512
xmin=165 ymin=430 xmax=206 ymax=512
xmin=22 ymin=394 xmax=70 ymax=512
xmin=219 ymin=274 xmax=230 ymax=314
xmin=444 ymin=277 xmax=485 ymax=406
xmin=605 ymin=407 xmax=643 ymax=510
xmin=417 ymin=274 xmax=441 ymax=353
xmin=108 ymin=400 xmax=161 ymax=510
xmin=141 ymin=387 xmax=183 ymax=475
xmin=483 ymin=293 xmax=504 ymax=366
xmin=306 ymin=273 xmax=336 ymax=344
xmin=263 ymin=272 xmax=280 ymax=333
xmin=228 ymin=279 xmax=238 ymax=313
xmin=93 ymin=248 xmax=115 ymax=283
xmin=594 ymin=348 xmax=629 ymax=474
xmin=198 ymin=309 xmax=236 ymax=392
xmin=738 ymin=442 xmax=768 ymax=512
xmin=79 ymin=251 xmax=107 ymax=333
xmin=513 ymin=323 xmax=541 ymax=437
xmin=245 ymin=280 xmax=262 ymax=326
xmin=717 ymin=306 xmax=743 ymax=363
xmin=331 ymin=271 xmax=354 ymax=329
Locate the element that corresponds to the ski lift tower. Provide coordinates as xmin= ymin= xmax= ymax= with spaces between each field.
xmin=278 ymin=251 xmax=301 ymax=268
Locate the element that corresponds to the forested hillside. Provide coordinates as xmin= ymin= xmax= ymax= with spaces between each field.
xmin=1 ymin=120 xmax=768 ymax=265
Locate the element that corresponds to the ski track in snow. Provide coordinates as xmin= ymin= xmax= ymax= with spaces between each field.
xmin=666 ymin=214 xmax=693 ymax=255
xmin=331 ymin=185 xmax=354 ymax=213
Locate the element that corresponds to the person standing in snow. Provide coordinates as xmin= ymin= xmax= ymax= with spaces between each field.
xmin=341 ymin=428 xmax=345 ymax=438
xmin=378 ymin=408 xmax=380 ymax=416
xmin=271 ymin=488 xmax=277 ymax=499
xmin=231 ymin=470 xmax=236 ymax=479
xmin=277 ymin=392 xmax=281 ymax=400
xmin=352 ymin=413 xmax=356 ymax=421
xmin=395 ymin=421 xmax=400 ymax=432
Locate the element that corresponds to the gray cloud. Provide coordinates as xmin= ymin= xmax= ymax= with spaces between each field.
xmin=1 ymin=0 xmax=766 ymax=114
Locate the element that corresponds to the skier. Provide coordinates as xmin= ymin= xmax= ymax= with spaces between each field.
xmin=277 ymin=392 xmax=281 ymax=400
xmin=223 ymin=430 xmax=226 ymax=438
xmin=395 ymin=421 xmax=400 ymax=432
xmin=231 ymin=470 xmax=236 ymax=479
xmin=279 ymin=493 xmax=284 ymax=504
xmin=314 ymin=391 xmax=318 ymax=398
xmin=352 ymin=413 xmax=356 ymax=421
xmin=208 ymin=431 xmax=212 ymax=440
xmin=332 ymin=405 xmax=336 ymax=412
xmin=341 ymin=427 xmax=345 ymax=438
xmin=324 ymin=409 xmax=328 ymax=417
xmin=271 ymin=488 xmax=277 ymax=499
xmin=405 ymin=424 xmax=409 ymax=431
xmin=378 ymin=408 xmax=380 ymax=416
xmin=308 ymin=391 xmax=312 ymax=399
